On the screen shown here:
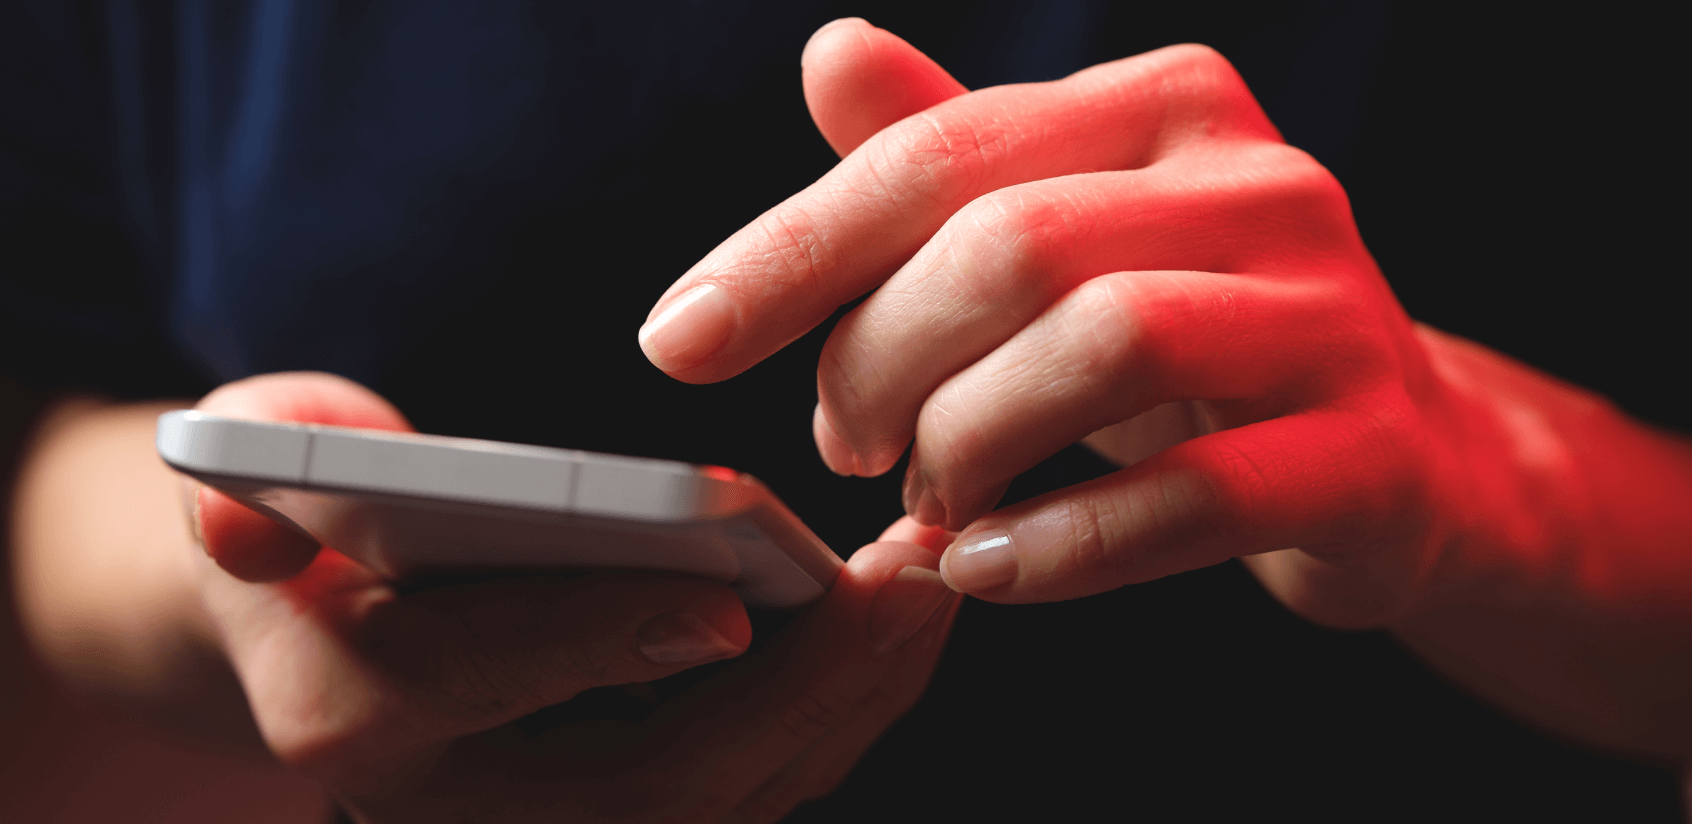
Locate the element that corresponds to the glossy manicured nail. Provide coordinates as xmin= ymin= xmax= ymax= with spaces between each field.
xmin=813 ymin=404 xmax=859 ymax=476
xmin=639 ymin=284 xmax=735 ymax=373
xmin=941 ymin=529 xmax=1017 ymax=592
xmin=867 ymin=566 xmax=952 ymax=656
xmin=637 ymin=611 xmax=742 ymax=666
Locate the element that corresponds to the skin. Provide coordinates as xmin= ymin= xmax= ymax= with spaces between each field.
xmin=8 ymin=371 xmax=962 ymax=824
xmin=3 ymin=392 xmax=334 ymax=824
xmin=640 ymin=19 xmax=1692 ymax=767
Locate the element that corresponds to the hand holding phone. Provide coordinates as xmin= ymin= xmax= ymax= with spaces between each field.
xmin=163 ymin=372 xmax=957 ymax=824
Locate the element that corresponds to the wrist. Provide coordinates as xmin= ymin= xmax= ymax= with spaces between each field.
xmin=1395 ymin=325 xmax=1692 ymax=760
xmin=10 ymin=398 xmax=264 ymax=749
xmin=1404 ymin=324 xmax=1606 ymax=618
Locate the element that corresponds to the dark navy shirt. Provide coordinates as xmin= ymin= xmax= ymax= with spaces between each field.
xmin=6 ymin=0 xmax=1393 ymax=396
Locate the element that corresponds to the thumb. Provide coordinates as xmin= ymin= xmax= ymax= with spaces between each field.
xmin=190 ymin=372 xmax=412 ymax=581
xmin=801 ymin=18 xmax=968 ymax=158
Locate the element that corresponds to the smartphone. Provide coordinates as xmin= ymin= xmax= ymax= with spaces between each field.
xmin=155 ymin=411 xmax=842 ymax=607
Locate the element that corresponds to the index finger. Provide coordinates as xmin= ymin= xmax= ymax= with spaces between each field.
xmin=638 ymin=43 xmax=1275 ymax=384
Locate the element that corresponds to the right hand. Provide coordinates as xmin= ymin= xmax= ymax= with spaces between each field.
xmin=641 ymin=18 xmax=1692 ymax=765
xmin=188 ymin=372 xmax=960 ymax=822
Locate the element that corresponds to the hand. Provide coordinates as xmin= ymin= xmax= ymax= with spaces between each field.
xmin=641 ymin=20 xmax=1453 ymax=625
xmin=641 ymin=21 xmax=1692 ymax=762
xmin=634 ymin=18 xmax=1667 ymax=624
xmin=186 ymin=372 xmax=961 ymax=822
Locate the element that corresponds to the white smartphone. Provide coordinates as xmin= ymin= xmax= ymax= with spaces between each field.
xmin=155 ymin=411 xmax=842 ymax=607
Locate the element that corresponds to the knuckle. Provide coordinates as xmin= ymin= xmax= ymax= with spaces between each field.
xmin=1244 ymin=143 xmax=1350 ymax=220
xmin=1137 ymin=43 xmax=1269 ymax=140
xmin=1110 ymin=447 xmax=1240 ymax=561
xmin=1165 ymin=42 xmax=1233 ymax=76
xmin=926 ymin=185 xmax=1083 ymax=324
xmin=1068 ymin=477 xmax=1219 ymax=580
xmin=1264 ymin=145 xmax=1349 ymax=216
xmin=1272 ymin=142 xmax=1337 ymax=186
xmin=1151 ymin=42 xmax=1249 ymax=103
xmin=1060 ymin=494 xmax=1118 ymax=576
xmin=1205 ymin=142 xmax=1331 ymax=202
xmin=876 ymin=109 xmax=1012 ymax=207
xmin=1067 ymin=275 xmax=1168 ymax=395
xmin=255 ymin=691 xmax=387 ymax=779
xmin=962 ymin=186 xmax=1075 ymax=273
xmin=1182 ymin=142 xmax=1355 ymax=269
xmin=752 ymin=204 xmax=839 ymax=295
xmin=1067 ymin=275 xmax=1146 ymax=364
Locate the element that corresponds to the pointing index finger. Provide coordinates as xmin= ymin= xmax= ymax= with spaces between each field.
xmin=638 ymin=44 xmax=1267 ymax=384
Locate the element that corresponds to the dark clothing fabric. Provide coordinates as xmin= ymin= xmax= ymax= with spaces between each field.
xmin=6 ymin=0 xmax=1400 ymax=400
xmin=2 ymin=2 xmax=1682 ymax=820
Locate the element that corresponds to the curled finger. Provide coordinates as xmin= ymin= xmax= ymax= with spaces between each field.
xmin=200 ymin=560 xmax=752 ymax=780
xmin=903 ymin=268 xmax=1388 ymax=530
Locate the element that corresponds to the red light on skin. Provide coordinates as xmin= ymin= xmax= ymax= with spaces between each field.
xmin=700 ymin=465 xmax=739 ymax=482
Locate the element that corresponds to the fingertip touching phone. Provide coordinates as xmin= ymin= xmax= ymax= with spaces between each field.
xmin=156 ymin=411 xmax=842 ymax=607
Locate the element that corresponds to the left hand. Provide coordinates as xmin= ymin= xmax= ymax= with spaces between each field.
xmin=183 ymin=373 xmax=964 ymax=823
xmin=9 ymin=369 xmax=963 ymax=823
xmin=207 ymin=517 xmax=960 ymax=824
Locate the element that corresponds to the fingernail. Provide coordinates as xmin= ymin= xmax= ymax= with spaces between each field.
xmin=867 ymin=566 xmax=952 ymax=656
xmin=857 ymin=445 xmax=903 ymax=479
xmin=637 ymin=611 xmax=743 ymax=666
xmin=903 ymin=466 xmax=946 ymax=527
xmin=639 ymin=284 xmax=735 ymax=373
xmin=941 ymin=529 xmax=1017 ymax=592
xmin=813 ymin=404 xmax=859 ymax=476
